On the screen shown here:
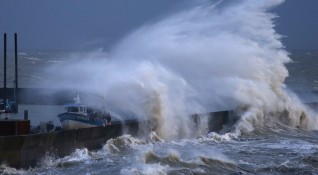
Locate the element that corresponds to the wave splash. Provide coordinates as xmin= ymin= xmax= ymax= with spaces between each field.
xmin=40 ymin=0 xmax=317 ymax=139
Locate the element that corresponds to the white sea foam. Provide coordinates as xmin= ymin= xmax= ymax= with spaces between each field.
xmin=40 ymin=148 xmax=93 ymax=168
xmin=18 ymin=52 xmax=27 ymax=56
xmin=0 ymin=164 xmax=30 ymax=175
xmin=25 ymin=57 xmax=40 ymax=61
xmin=103 ymin=135 xmax=149 ymax=154
xmin=260 ymin=139 xmax=318 ymax=154
xmin=120 ymin=163 xmax=168 ymax=175
xmin=38 ymin=0 xmax=318 ymax=139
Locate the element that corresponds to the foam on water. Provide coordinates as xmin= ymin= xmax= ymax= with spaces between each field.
xmin=37 ymin=0 xmax=318 ymax=139
xmin=0 ymin=164 xmax=30 ymax=175
xmin=259 ymin=139 xmax=318 ymax=154
xmin=139 ymin=147 xmax=244 ymax=174
xmin=104 ymin=134 xmax=149 ymax=154
xmin=120 ymin=163 xmax=168 ymax=175
xmin=40 ymin=148 xmax=93 ymax=169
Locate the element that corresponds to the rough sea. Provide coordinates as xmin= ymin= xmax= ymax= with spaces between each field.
xmin=1 ymin=1 xmax=318 ymax=174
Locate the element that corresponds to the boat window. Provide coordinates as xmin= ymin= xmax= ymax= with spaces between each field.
xmin=80 ymin=106 xmax=85 ymax=112
xmin=67 ymin=107 xmax=79 ymax=112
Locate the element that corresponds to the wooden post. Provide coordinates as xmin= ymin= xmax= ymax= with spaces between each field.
xmin=24 ymin=110 xmax=28 ymax=120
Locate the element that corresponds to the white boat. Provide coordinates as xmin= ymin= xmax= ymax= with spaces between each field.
xmin=57 ymin=95 xmax=111 ymax=130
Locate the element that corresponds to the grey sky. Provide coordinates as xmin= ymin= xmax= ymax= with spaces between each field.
xmin=0 ymin=0 xmax=317 ymax=51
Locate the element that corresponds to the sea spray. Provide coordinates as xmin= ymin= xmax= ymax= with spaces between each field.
xmin=37 ymin=0 xmax=317 ymax=139
xmin=109 ymin=0 xmax=318 ymax=135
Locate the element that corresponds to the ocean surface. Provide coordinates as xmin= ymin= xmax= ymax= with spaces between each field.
xmin=1 ymin=1 xmax=318 ymax=174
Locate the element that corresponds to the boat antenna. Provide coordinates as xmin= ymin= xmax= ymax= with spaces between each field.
xmin=74 ymin=92 xmax=81 ymax=104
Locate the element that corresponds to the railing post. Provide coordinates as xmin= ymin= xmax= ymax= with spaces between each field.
xmin=24 ymin=110 xmax=28 ymax=120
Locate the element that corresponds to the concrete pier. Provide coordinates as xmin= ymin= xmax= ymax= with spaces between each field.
xmin=0 ymin=111 xmax=231 ymax=168
xmin=0 ymin=120 xmax=146 ymax=168
xmin=0 ymin=119 xmax=30 ymax=136
xmin=1 ymin=102 xmax=316 ymax=168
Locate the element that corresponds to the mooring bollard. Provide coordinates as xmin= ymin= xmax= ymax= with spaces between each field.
xmin=24 ymin=110 xmax=28 ymax=120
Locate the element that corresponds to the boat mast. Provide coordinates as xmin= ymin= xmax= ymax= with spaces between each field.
xmin=74 ymin=92 xmax=81 ymax=104
xmin=3 ymin=33 xmax=7 ymax=106
xmin=14 ymin=33 xmax=18 ymax=113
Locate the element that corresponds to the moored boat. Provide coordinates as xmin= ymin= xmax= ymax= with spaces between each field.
xmin=57 ymin=95 xmax=111 ymax=130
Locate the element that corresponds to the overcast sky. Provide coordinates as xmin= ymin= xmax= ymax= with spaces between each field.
xmin=0 ymin=0 xmax=317 ymax=51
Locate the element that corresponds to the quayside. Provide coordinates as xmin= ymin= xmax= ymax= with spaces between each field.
xmin=0 ymin=120 xmax=144 ymax=168
xmin=0 ymin=110 xmax=233 ymax=168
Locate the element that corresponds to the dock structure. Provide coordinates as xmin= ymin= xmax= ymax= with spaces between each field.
xmin=1 ymin=100 xmax=318 ymax=168
xmin=0 ymin=120 xmax=144 ymax=168
xmin=0 ymin=119 xmax=30 ymax=136
xmin=0 ymin=111 xmax=232 ymax=168
xmin=1 ymin=33 xmax=19 ymax=113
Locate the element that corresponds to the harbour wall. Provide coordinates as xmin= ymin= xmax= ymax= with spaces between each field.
xmin=0 ymin=111 xmax=232 ymax=168
xmin=0 ymin=120 xmax=145 ymax=168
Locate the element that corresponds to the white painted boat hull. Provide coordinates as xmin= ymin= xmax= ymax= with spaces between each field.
xmin=60 ymin=119 xmax=103 ymax=130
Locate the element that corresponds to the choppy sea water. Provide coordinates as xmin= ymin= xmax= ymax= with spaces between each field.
xmin=286 ymin=51 xmax=318 ymax=92
xmin=2 ymin=128 xmax=318 ymax=174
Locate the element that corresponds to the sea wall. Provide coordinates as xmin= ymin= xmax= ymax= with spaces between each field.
xmin=0 ymin=120 xmax=145 ymax=168
xmin=0 ymin=111 xmax=232 ymax=168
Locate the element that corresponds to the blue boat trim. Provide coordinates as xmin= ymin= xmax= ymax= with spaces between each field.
xmin=58 ymin=113 xmax=105 ymax=126
xmin=57 ymin=93 xmax=111 ymax=129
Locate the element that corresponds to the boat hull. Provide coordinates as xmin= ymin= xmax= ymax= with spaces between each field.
xmin=58 ymin=113 xmax=105 ymax=130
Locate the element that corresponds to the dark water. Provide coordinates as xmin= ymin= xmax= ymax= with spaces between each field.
xmin=2 ymin=130 xmax=318 ymax=174
xmin=1 ymin=51 xmax=318 ymax=175
xmin=286 ymin=51 xmax=318 ymax=92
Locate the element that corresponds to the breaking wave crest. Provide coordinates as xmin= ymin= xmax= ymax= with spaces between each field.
xmin=103 ymin=135 xmax=148 ymax=154
xmin=38 ymin=0 xmax=318 ymax=139
xmin=140 ymin=149 xmax=249 ymax=174
xmin=0 ymin=164 xmax=30 ymax=175
xmin=40 ymin=148 xmax=95 ymax=169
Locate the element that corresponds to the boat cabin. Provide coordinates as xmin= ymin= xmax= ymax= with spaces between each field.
xmin=64 ymin=104 xmax=87 ymax=113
